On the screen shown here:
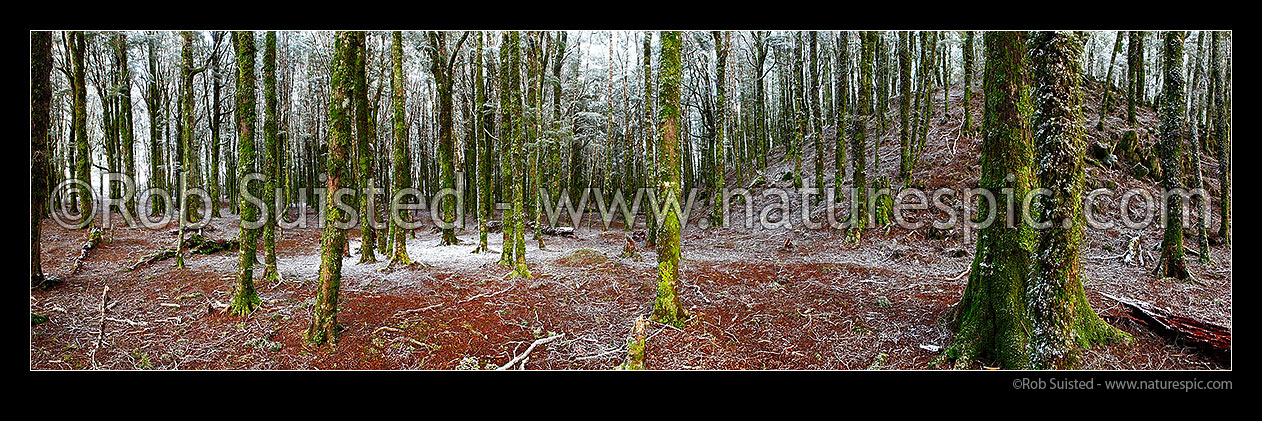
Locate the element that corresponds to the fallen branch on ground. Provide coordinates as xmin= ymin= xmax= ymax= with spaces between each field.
xmin=497 ymin=333 xmax=564 ymax=370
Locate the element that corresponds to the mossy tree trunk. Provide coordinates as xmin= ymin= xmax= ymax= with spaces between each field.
xmin=1127 ymin=31 xmax=1142 ymax=125
xmin=834 ymin=31 xmax=849 ymax=201
xmin=353 ymin=31 xmax=377 ymax=262
xmin=262 ymin=31 xmax=282 ymax=281
xmin=31 ymin=31 xmax=53 ymax=285
xmin=712 ymin=30 xmax=728 ymax=225
xmin=144 ymin=37 xmax=166 ymax=216
xmin=962 ymin=31 xmax=975 ymax=134
xmin=502 ymin=31 xmax=531 ymax=278
xmin=499 ymin=31 xmax=518 ymax=267
xmin=1025 ymin=31 xmax=1131 ymax=369
xmin=790 ymin=33 xmax=804 ymax=190
xmin=941 ymin=31 xmax=1034 ymax=369
xmin=1154 ymin=32 xmax=1191 ymax=282
xmin=388 ymin=31 xmax=412 ymax=266
xmin=808 ymin=31 xmax=822 ymax=206
xmin=475 ymin=32 xmax=491 ymax=253
xmin=1209 ymin=31 xmax=1230 ymax=245
xmin=180 ymin=32 xmax=204 ymax=226
xmin=651 ymin=31 xmax=685 ymax=328
xmin=230 ymin=31 xmax=261 ymax=316
xmin=307 ymin=31 xmax=355 ymax=345
xmin=850 ymin=31 xmax=874 ymax=235
xmin=1097 ymin=31 xmax=1123 ymax=130
xmin=427 ymin=31 xmax=464 ymax=247
xmin=643 ymin=31 xmax=658 ymax=246
xmin=209 ymin=31 xmax=224 ymax=218
xmin=898 ymin=31 xmax=912 ymax=182
xmin=115 ymin=32 xmax=138 ymax=218
xmin=70 ymin=31 xmax=91 ymax=229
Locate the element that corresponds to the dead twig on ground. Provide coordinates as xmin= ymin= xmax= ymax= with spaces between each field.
xmin=91 ymin=285 xmax=110 ymax=369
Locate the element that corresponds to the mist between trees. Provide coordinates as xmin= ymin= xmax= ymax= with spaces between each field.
xmin=51 ymin=171 xmax=1213 ymax=233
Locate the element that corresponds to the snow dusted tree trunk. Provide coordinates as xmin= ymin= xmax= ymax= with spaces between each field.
xmin=1154 ymin=31 xmax=1191 ymax=282
xmin=230 ymin=31 xmax=261 ymax=316
xmin=1025 ymin=31 xmax=1130 ymax=369
xmin=835 ymin=31 xmax=849 ymax=201
xmin=307 ymin=31 xmax=355 ymax=345
xmin=1097 ymin=31 xmax=1123 ymax=130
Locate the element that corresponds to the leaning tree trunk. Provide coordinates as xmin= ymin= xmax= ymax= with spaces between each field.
xmin=230 ymin=31 xmax=261 ymax=316
xmin=652 ymin=31 xmax=686 ymax=328
xmin=307 ymin=31 xmax=355 ymax=345
xmin=1024 ymin=31 xmax=1131 ymax=369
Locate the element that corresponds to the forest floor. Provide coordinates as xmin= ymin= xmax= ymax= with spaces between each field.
xmin=30 ymin=81 xmax=1231 ymax=370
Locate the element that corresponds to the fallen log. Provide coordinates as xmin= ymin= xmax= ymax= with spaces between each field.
xmin=1103 ymin=293 xmax=1231 ymax=367
xmin=124 ymin=234 xmax=240 ymax=271
xmin=70 ymin=228 xmax=104 ymax=276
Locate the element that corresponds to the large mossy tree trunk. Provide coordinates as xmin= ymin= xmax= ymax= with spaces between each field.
xmin=1154 ymin=32 xmax=1191 ymax=282
xmin=941 ymin=31 xmax=1034 ymax=369
xmin=230 ymin=31 xmax=261 ymax=316
xmin=388 ymin=31 xmax=413 ymax=266
xmin=31 ymin=31 xmax=53 ymax=286
xmin=1024 ymin=31 xmax=1131 ymax=369
xmin=307 ymin=31 xmax=355 ymax=345
xmin=651 ymin=31 xmax=686 ymax=328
